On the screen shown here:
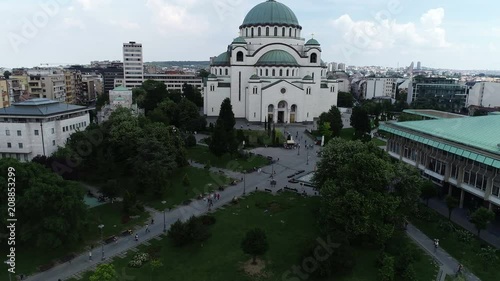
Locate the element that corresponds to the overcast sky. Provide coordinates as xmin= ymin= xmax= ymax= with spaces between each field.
xmin=2 ymin=0 xmax=500 ymax=70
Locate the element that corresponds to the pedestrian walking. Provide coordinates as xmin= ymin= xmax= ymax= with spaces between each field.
xmin=151 ymin=218 xmax=155 ymax=225
xmin=433 ymin=239 xmax=439 ymax=252
xmin=145 ymin=224 xmax=150 ymax=233
xmin=88 ymin=251 xmax=92 ymax=262
xmin=456 ymin=264 xmax=463 ymax=276
xmin=135 ymin=234 xmax=139 ymax=242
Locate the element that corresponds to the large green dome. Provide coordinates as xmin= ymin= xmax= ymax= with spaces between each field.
xmin=256 ymin=50 xmax=299 ymax=66
xmin=241 ymin=0 xmax=301 ymax=28
xmin=212 ymin=52 xmax=230 ymax=66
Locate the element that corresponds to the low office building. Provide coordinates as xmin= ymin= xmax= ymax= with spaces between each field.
xmin=98 ymin=86 xmax=139 ymax=123
xmin=0 ymin=98 xmax=91 ymax=162
xmin=380 ymin=116 xmax=500 ymax=214
xmin=143 ymin=73 xmax=203 ymax=93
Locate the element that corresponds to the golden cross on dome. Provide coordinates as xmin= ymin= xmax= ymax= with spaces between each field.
xmin=311 ymin=33 xmax=315 ymax=39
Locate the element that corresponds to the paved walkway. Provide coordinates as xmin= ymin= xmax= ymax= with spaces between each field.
xmin=406 ymin=224 xmax=481 ymax=281
xmin=428 ymin=198 xmax=500 ymax=249
xmin=25 ymin=128 xmax=320 ymax=281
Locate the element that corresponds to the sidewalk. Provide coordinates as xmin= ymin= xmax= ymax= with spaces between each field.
xmin=406 ymin=223 xmax=481 ymax=281
xmin=428 ymin=198 xmax=500 ymax=249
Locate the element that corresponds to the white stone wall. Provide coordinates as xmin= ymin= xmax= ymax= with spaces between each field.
xmin=467 ymin=82 xmax=500 ymax=108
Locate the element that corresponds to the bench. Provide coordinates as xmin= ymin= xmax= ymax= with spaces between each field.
xmin=276 ymin=188 xmax=284 ymax=193
xmin=104 ymin=236 xmax=117 ymax=244
xmin=264 ymin=188 xmax=273 ymax=193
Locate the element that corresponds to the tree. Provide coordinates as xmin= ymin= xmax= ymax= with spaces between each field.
xmin=319 ymin=122 xmax=333 ymax=145
xmin=182 ymin=174 xmax=190 ymax=187
xmin=101 ymin=179 xmax=120 ymax=199
xmin=141 ymin=80 xmax=169 ymax=115
xmin=184 ymin=134 xmax=197 ymax=148
xmin=378 ymin=254 xmax=395 ymax=281
xmin=420 ymin=181 xmax=437 ymax=206
xmin=0 ymin=159 xmax=89 ymax=249
xmin=3 ymin=70 xmax=11 ymax=79
xmin=177 ymin=98 xmax=205 ymax=132
xmin=96 ymin=92 xmax=109 ymax=111
xmin=148 ymin=99 xmax=178 ymax=126
xmin=209 ymin=122 xmax=229 ymax=157
xmin=318 ymin=106 xmax=343 ymax=137
xmin=337 ymin=91 xmax=354 ymax=108
xmin=197 ymin=69 xmax=210 ymax=78
xmin=350 ymin=106 xmax=371 ymax=140
xmin=445 ymin=195 xmax=459 ymax=220
xmin=470 ymin=207 xmax=495 ymax=236
xmin=182 ymin=83 xmax=203 ymax=107
xmin=209 ymin=98 xmax=236 ymax=156
xmin=218 ymin=98 xmax=236 ymax=132
xmin=473 ymin=109 xmax=489 ymax=116
xmin=241 ymin=228 xmax=269 ymax=264
xmin=90 ymin=264 xmax=118 ymax=281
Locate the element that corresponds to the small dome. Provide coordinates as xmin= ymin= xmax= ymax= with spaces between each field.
xmin=256 ymin=50 xmax=299 ymax=66
xmin=303 ymin=75 xmax=313 ymax=80
xmin=305 ymin=38 xmax=320 ymax=46
xmin=208 ymin=74 xmax=217 ymax=79
xmin=327 ymin=75 xmax=335 ymax=80
xmin=241 ymin=0 xmax=301 ymax=28
xmin=232 ymin=37 xmax=247 ymax=44
xmin=250 ymin=74 xmax=261 ymax=80
xmin=212 ymin=52 xmax=230 ymax=66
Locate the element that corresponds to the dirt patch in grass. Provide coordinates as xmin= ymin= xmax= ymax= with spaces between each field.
xmin=255 ymin=200 xmax=291 ymax=214
xmin=241 ymin=258 xmax=269 ymax=278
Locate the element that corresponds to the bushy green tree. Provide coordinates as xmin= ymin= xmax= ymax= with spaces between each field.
xmin=90 ymin=264 xmax=118 ymax=281
xmin=420 ymin=181 xmax=437 ymax=206
xmin=209 ymin=98 xmax=237 ymax=156
xmin=470 ymin=207 xmax=495 ymax=236
xmin=446 ymin=195 xmax=459 ymax=220
xmin=241 ymin=228 xmax=269 ymax=264
xmin=350 ymin=106 xmax=371 ymax=140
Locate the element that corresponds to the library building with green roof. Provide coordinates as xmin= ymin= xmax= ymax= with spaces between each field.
xmin=379 ymin=114 xmax=500 ymax=215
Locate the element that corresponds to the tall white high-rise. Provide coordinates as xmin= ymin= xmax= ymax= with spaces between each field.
xmin=417 ymin=61 xmax=421 ymax=70
xmin=122 ymin=41 xmax=144 ymax=89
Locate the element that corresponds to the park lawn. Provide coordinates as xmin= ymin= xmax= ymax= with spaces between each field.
xmin=371 ymin=138 xmax=387 ymax=147
xmin=187 ymin=145 xmax=269 ymax=172
xmin=4 ymin=202 xmax=149 ymax=280
xmin=73 ymin=192 xmax=438 ymax=281
xmin=145 ymin=166 xmax=231 ymax=211
xmin=340 ymin=128 xmax=356 ymax=140
xmin=410 ymin=205 xmax=500 ymax=281
xmin=243 ymin=129 xmax=285 ymax=147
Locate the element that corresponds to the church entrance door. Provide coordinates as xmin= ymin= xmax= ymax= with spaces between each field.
xmin=278 ymin=111 xmax=284 ymax=123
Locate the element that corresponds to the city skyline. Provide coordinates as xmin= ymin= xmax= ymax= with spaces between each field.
xmin=2 ymin=0 xmax=500 ymax=70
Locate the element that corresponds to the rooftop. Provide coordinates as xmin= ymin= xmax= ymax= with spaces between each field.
xmin=241 ymin=0 xmax=300 ymax=28
xmin=380 ymin=115 xmax=500 ymax=167
xmin=112 ymin=86 xmax=131 ymax=92
xmin=403 ymin=109 xmax=467 ymax=119
xmin=0 ymin=98 xmax=89 ymax=117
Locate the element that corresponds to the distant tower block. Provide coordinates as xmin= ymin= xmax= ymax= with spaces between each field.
xmin=417 ymin=61 xmax=421 ymax=70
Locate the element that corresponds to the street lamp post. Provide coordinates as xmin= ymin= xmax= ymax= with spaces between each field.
xmin=161 ymin=201 xmax=167 ymax=233
xmin=307 ymin=149 xmax=310 ymax=165
xmin=4 ymin=260 xmax=12 ymax=281
xmin=243 ymin=171 xmax=246 ymax=195
xmin=298 ymin=144 xmax=300 ymax=155
xmin=98 ymin=224 xmax=104 ymax=261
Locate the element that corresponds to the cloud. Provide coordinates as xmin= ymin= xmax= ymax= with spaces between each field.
xmin=63 ymin=17 xmax=86 ymax=30
xmin=109 ymin=20 xmax=140 ymax=30
xmin=331 ymin=7 xmax=450 ymax=51
xmin=145 ymin=0 xmax=209 ymax=34
xmin=76 ymin=0 xmax=111 ymax=10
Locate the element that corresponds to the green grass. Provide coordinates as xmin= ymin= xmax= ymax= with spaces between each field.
xmin=72 ymin=192 xmax=438 ymax=281
xmin=2 ymin=202 xmax=149 ymax=280
xmin=144 ymin=166 xmax=231 ymax=211
xmin=187 ymin=145 xmax=269 ymax=172
xmin=242 ymin=130 xmax=285 ymax=147
xmin=371 ymin=138 xmax=387 ymax=147
xmin=410 ymin=205 xmax=500 ymax=281
xmin=340 ymin=128 xmax=356 ymax=140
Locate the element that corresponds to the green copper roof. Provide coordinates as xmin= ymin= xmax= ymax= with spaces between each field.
xmin=305 ymin=38 xmax=320 ymax=46
xmin=303 ymin=75 xmax=313 ymax=80
xmin=250 ymin=74 xmax=261 ymax=80
xmin=256 ymin=50 xmax=299 ymax=66
xmin=232 ymin=36 xmax=247 ymax=44
xmin=382 ymin=115 xmax=500 ymax=158
xmin=241 ymin=0 xmax=301 ymax=28
xmin=112 ymin=86 xmax=130 ymax=91
xmin=212 ymin=52 xmax=230 ymax=66
xmin=208 ymin=74 xmax=217 ymax=79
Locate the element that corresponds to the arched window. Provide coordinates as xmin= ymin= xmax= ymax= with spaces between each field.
xmin=225 ymin=69 xmax=228 ymax=75
xmin=291 ymin=105 xmax=297 ymax=112
xmin=294 ymin=29 xmax=297 ymax=37
xmin=310 ymin=53 xmax=318 ymax=63
xmin=266 ymin=27 xmax=269 ymax=36
xmin=236 ymin=51 xmax=244 ymax=62
xmin=258 ymin=27 xmax=261 ymax=36
xmin=282 ymin=27 xmax=285 ymax=36
xmin=278 ymin=101 xmax=287 ymax=108
xmin=289 ymin=28 xmax=292 ymax=37
xmin=279 ymin=69 xmax=283 ymax=76
xmin=246 ymin=29 xmax=248 ymax=37
xmin=268 ymin=104 xmax=274 ymax=112
xmin=272 ymin=69 xmax=275 ymax=76
xmin=266 ymin=69 xmax=269 ymax=76
xmin=274 ymin=27 xmax=278 ymax=36
xmin=260 ymin=69 xmax=262 ymax=76
xmin=219 ymin=68 xmax=222 ymax=75
xmin=286 ymin=69 xmax=289 ymax=76
xmin=253 ymin=87 xmax=258 ymax=94
xmin=251 ymin=28 xmax=254 ymax=37
xmin=331 ymin=86 xmax=335 ymax=93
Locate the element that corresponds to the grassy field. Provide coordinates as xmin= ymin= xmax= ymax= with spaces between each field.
xmin=243 ymin=129 xmax=285 ymax=147
xmin=411 ymin=205 xmax=500 ymax=281
xmin=144 ymin=166 xmax=231 ymax=211
xmin=187 ymin=145 xmax=270 ymax=172
xmin=73 ymin=192 xmax=437 ymax=281
xmin=3 ymin=202 xmax=149 ymax=280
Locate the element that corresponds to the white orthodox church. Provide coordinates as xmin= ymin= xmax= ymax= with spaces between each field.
xmin=204 ymin=0 xmax=339 ymax=124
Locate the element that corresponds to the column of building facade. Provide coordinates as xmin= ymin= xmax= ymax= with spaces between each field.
xmin=484 ymin=175 xmax=494 ymax=211
xmin=457 ymin=162 xmax=466 ymax=208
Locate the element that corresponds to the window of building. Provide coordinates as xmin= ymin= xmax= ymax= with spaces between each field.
xmin=493 ymin=178 xmax=500 ymax=197
xmin=7 ymin=143 xmax=11 ymax=148
xmin=282 ymin=27 xmax=285 ymax=36
xmin=16 ymin=154 xmax=20 ymax=161
xmin=289 ymin=28 xmax=292 ymax=37
xmin=254 ymin=112 xmax=256 ymax=118
xmin=52 ymin=140 xmax=56 ymax=146
xmin=24 ymin=154 xmax=28 ymax=161
xmin=251 ymin=28 xmax=254 ymax=37
xmin=279 ymin=69 xmax=283 ymax=76
xmin=18 ymin=143 xmax=23 ymax=149
xmin=260 ymin=69 xmax=262 ymax=76
xmin=225 ymin=69 xmax=228 ymax=75
xmin=17 ymin=130 xmax=21 ymax=136
xmin=274 ymin=27 xmax=278 ymax=36
xmin=295 ymin=29 xmax=297 ymax=37
xmin=310 ymin=53 xmax=318 ymax=63
xmin=212 ymin=108 xmax=214 ymax=112
xmin=286 ymin=69 xmax=289 ymax=76
xmin=51 ymin=128 xmax=55 ymax=134
xmin=266 ymin=69 xmax=269 ymax=76
xmin=219 ymin=69 xmax=222 ymax=75
xmin=237 ymin=51 xmax=244 ymax=62
xmin=272 ymin=69 xmax=275 ymax=76
xmin=266 ymin=27 xmax=269 ymax=36
xmin=258 ymin=27 xmax=261 ymax=36
xmin=5 ymin=130 xmax=10 ymax=136
xmin=246 ymin=29 xmax=248 ymax=37
xmin=34 ymin=130 xmax=39 ymax=136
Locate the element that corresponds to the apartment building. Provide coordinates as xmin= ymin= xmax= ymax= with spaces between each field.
xmin=466 ymin=81 xmax=500 ymax=108
xmin=27 ymin=70 xmax=66 ymax=102
xmin=123 ymin=41 xmax=144 ymax=88
xmin=143 ymin=73 xmax=203 ymax=93
xmin=407 ymin=77 xmax=467 ymax=112
xmin=0 ymin=98 xmax=91 ymax=162
xmin=64 ymin=70 xmax=82 ymax=104
xmin=0 ymin=79 xmax=10 ymax=108
xmin=364 ymin=77 xmax=397 ymax=99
